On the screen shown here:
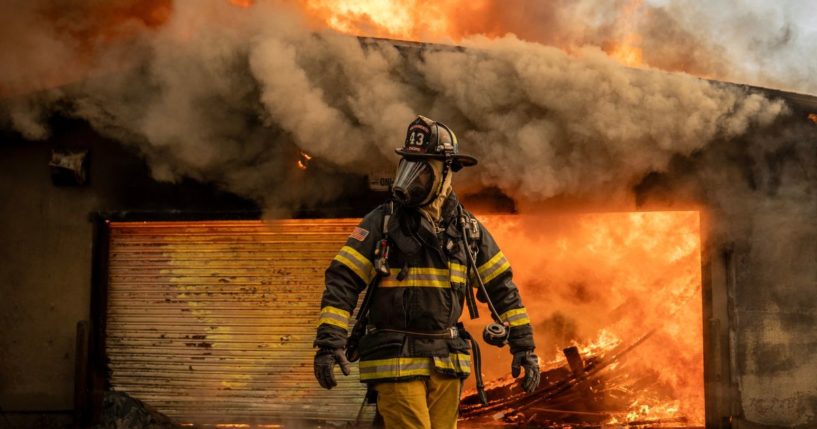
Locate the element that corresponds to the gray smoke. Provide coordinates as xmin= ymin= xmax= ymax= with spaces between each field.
xmin=448 ymin=0 xmax=817 ymax=96
xmin=0 ymin=0 xmax=793 ymax=213
xmin=419 ymin=37 xmax=786 ymax=203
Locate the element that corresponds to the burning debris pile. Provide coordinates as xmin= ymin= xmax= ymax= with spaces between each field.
xmin=457 ymin=212 xmax=705 ymax=428
xmin=460 ymin=330 xmax=695 ymax=428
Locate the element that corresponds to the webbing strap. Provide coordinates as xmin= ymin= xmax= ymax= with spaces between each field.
xmin=369 ymin=326 xmax=458 ymax=339
xmin=346 ymin=201 xmax=395 ymax=362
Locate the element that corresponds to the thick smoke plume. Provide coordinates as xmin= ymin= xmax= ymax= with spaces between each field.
xmin=302 ymin=0 xmax=817 ymax=96
xmin=0 ymin=0 xmax=789 ymax=213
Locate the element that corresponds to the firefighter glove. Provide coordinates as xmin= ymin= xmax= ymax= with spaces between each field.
xmin=511 ymin=350 xmax=540 ymax=393
xmin=314 ymin=348 xmax=352 ymax=389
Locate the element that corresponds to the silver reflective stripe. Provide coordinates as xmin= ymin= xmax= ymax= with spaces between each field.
xmin=358 ymin=361 xmax=430 ymax=375
xmin=449 ymin=263 xmax=467 ymax=284
xmin=380 ymin=268 xmax=450 ymax=288
xmin=398 ymin=273 xmax=448 ymax=281
xmin=433 ymin=353 xmax=472 ymax=374
xmin=477 ymin=251 xmax=510 ymax=283
xmin=358 ymin=357 xmax=433 ymax=380
xmin=317 ymin=311 xmax=349 ymax=329
xmin=500 ymin=307 xmax=531 ymax=327
xmin=505 ymin=312 xmax=527 ymax=324
xmin=334 ymin=245 xmax=375 ymax=283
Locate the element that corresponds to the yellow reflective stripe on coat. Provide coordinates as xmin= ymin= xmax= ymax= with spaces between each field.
xmin=476 ymin=251 xmax=511 ymax=283
xmin=359 ymin=355 xmax=471 ymax=380
xmin=380 ymin=267 xmax=451 ymax=288
xmin=499 ymin=307 xmax=531 ymax=327
xmin=317 ymin=306 xmax=351 ymax=330
xmin=334 ymin=245 xmax=375 ymax=284
xmin=359 ymin=357 xmax=433 ymax=380
xmin=448 ymin=262 xmax=467 ymax=284
xmin=432 ymin=353 xmax=471 ymax=375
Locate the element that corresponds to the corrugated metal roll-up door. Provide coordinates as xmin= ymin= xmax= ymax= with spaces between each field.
xmin=106 ymin=219 xmax=373 ymax=425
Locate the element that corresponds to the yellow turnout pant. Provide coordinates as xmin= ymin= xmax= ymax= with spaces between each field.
xmin=374 ymin=371 xmax=462 ymax=429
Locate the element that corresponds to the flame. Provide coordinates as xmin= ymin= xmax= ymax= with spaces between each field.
xmin=298 ymin=0 xmax=461 ymax=41
xmin=607 ymin=35 xmax=645 ymax=68
xmin=296 ymin=151 xmax=313 ymax=170
xmin=603 ymin=0 xmax=646 ymax=68
xmin=552 ymin=328 xmax=622 ymax=364
xmin=809 ymin=113 xmax=817 ymax=125
xmin=466 ymin=211 xmax=704 ymax=425
xmin=229 ymin=0 xmax=254 ymax=8
xmin=297 ymin=0 xmax=649 ymax=68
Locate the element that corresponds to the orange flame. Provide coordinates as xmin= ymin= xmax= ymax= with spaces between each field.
xmin=607 ymin=35 xmax=645 ymax=68
xmin=296 ymin=151 xmax=313 ymax=170
xmin=466 ymin=211 xmax=704 ymax=425
xmin=298 ymin=0 xmax=460 ymax=41
xmin=603 ymin=0 xmax=646 ymax=67
xmin=296 ymin=0 xmax=649 ymax=68
xmin=229 ymin=0 xmax=254 ymax=8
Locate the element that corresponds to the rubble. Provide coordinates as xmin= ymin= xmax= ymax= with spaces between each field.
xmin=94 ymin=391 xmax=180 ymax=429
xmin=459 ymin=330 xmax=701 ymax=428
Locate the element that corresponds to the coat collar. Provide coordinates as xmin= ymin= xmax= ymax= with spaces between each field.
xmin=440 ymin=192 xmax=461 ymax=229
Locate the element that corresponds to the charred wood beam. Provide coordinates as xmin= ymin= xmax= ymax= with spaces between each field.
xmin=562 ymin=346 xmax=600 ymax=413
xmin=462 ymin=326 xmax=660 ymax=420
xmin=563 ymin=346 xmax=586 ymax=378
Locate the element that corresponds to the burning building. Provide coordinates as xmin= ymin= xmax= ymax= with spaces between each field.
xmin=1 ymin=1 xmax=817 ymax=428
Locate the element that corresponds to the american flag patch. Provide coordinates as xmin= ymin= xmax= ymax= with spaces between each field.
xmin=350 ymin=227 xmax=369 ymax=242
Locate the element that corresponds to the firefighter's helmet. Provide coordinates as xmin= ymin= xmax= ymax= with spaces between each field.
xmin=395 ymin=115 xmax=478 ymax=172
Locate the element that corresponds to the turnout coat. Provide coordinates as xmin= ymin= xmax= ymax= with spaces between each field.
xmin=314 ymin=193 xmax=534 ymax=384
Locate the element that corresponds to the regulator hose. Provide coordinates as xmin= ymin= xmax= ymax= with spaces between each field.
xmin=458 ymin=324 xmax=489 ymax=406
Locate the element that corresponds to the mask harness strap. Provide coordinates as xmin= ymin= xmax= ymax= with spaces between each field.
xmin=346 ymin=201 xmax=393 ymax=364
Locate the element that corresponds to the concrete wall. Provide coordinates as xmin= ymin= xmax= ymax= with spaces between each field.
xmin=0 ymin=118 xmax=257 ymax=425
xmin=734 ymin=209 xmax=817 ymax=427
xmin=637 ymin=90 xmax=817 ymax=427
xmin=0 ymin=139 xmax=94 ymax=425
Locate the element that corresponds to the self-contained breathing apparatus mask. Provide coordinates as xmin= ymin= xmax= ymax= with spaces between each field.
xmin=392 ymin=158 xmax=444 ymax=207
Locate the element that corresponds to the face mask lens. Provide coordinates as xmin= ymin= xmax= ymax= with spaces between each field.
xmin=393 ymin=159 xmax=436 ymax=206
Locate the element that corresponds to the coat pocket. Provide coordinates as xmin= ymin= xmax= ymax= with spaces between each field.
xmin=358 ymin=330 xmax=405 ymax=360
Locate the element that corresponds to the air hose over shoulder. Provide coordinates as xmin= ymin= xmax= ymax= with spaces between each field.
xmin=457 ymin=205 xmax=509 ymax=345
xmin=456 ymin=205 xmax=510 ymax=406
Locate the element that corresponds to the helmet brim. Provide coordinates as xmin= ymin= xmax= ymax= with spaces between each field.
xmin=394 ymin=148 xmax=478 ymax=169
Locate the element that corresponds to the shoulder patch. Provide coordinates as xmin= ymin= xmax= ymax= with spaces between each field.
xmin=350 ymin=226 xmax=370 ymax=242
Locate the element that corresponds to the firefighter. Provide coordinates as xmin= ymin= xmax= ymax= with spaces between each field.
xmin=313 ymin=115 xmax=540 ymax=429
